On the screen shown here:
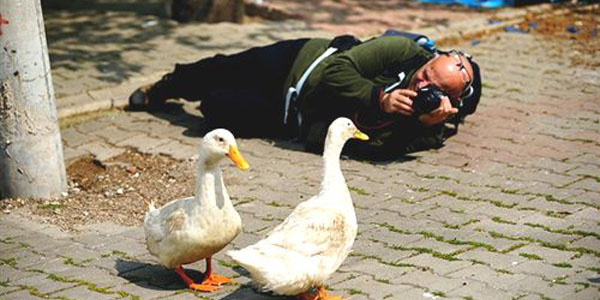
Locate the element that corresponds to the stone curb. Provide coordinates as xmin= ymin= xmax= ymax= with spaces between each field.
xmin=54 ymin=3 xmax=581 ymax=120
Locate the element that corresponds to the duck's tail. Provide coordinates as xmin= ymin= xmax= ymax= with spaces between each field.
xmin=226 ymin=245 xmax=312 ymax=295
xmin=145 ymin=200 xmax=156 ymax=212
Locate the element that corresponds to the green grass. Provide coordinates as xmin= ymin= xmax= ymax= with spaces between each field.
xmin=440 ymin=190 xmax=458 ymax=197
xmin=348 ymin=186 xmax=369 ymax=196
xmin=552 ymin=262 xmax=572 ymax=268
xmin=348 ymin=288 xmax=363 ymax=295
xmin=233 ymin=197 xmax=255 ymax=206
xmin=545 ymin=210 xmax=571 ymax=218
xmin=492 ymin=217 xmax=517 ymax=225
xmin=432 ymin=291 xmax=446 ymax=297
xmin=519 ymin=253 xmax=543 ymax=260
xmin=38 ymin=203 xmax=64 ymax=210
xmin=494 ymin=268 xmax=513 ymax=274
xmin=217 ymin=260 xmax=240 ymax=269
xmin=0 ymin=257 xmax=17 ymax=268
xmin=542 ymin=194 xmax=572 ymax=205
xmin=481 ymin=82 xmax=497 ymax=89
xmin=450 ymin=208 xmax=465 ymax=214
xmin=500 ymin=243 xmax=527 ymax=254
xmin=444 ymin=219 xmax=480 ymax=229
xmin=374 ymin=278 xmax=391 ymax=284
xmin=501 ymin=188 xmax=520 ymax=194
xmin=265 ymin=201 xmax=282 ymax=207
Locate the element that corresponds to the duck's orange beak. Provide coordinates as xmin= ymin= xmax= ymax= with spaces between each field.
xmin=228 ymin=146 xmax=249 ymax=170
xmin=353 ymin=129 xmax=369 ymax=141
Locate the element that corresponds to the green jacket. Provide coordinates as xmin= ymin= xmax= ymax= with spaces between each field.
xmin=284 ymin=36 xmax=445 ymax=157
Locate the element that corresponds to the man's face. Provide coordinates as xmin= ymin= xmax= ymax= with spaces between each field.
xmin=409 ymin=53 xmax=474 ymax=103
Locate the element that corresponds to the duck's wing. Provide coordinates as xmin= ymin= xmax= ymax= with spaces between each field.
xmin=263 ymin=202 xmax=351 ymax=257
xmin=144 ymin=197 xmax=193 ymax=246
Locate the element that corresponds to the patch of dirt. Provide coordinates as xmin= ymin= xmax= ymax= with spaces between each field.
xmin=1 ymin=150 xmax=197 ymax=232
xmin=520 ymin=5 xmax=600 ymax=66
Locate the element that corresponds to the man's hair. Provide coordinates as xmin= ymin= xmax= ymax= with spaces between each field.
xmin=459 ymin=57 xmax=481 ymax=118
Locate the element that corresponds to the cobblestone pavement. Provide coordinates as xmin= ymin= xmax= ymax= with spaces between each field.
xmin=2 ymin=5 xmax=600 ymax=300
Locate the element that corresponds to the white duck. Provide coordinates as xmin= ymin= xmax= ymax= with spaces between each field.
xmin=227 ymin=117 xmax=368 ymax=300
xmin=144 ymin=129 xmax=249 ymax=292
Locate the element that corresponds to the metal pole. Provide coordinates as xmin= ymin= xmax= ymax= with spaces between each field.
xmin=0 ymin=0 xmax=67 ymax=198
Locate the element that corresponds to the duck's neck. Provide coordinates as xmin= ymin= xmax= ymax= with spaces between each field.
xmin=320 ymin=137 xmax=346 ymax=192
xmin=194 ymin=150 xmax=230 ymax=208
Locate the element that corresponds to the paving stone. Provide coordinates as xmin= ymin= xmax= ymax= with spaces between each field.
xmin=8 ymin=231 xmax=71 ymax=253
xmin=566 ymin=207 xmax=600 ymax=222
xmin=570 ymin=236 xmax=600 ymax=251
xmin=404 ymin=237 xmax=471 ymax=255
xmin=63 ymin=146 xmax=91 ymax=162
xmin=448 ymin=264 xmax=529 ymax=290
xmin=74 ymin=118 xmax=115 ymax=135
xmin=93 ymin=125 xmax=140 ymax=145
xmin=512 ymin=275 xmax=580 ymax=300
xmin=0 ymin=266 xmax=40 ymax=283
xmin=398 ymin=254 xmax=471 ymax=275
xmin=49 ymin=285 xmax=119 ymax=300
xmin=61 ymin=127 xmax=97 ymax=148
xmin=0 ymin=285 xmax=22 ymax=297
xmin=395 ymin=269 xmax=467 ymax=292
xmin=571 ymin=287 xmax=600 ymax=300
xmin=116 ymin=134 xmax=172 ymax=154
xmin=25 ymin=257 xmax=79 ymax=274
xmin=456 ymin=248 xmax=528 ymax=269
xmin=0 ymin=289 xmax=47 ymax=299
xmin=509 ymin=261 xmax=575 ymax=280
xmin=0 ymin=247 xmax=58 ymax=270
xmin=331 ymin=274 xmax=413 ymax=299
xmin=90 ymin=236 xmax=149 ymax=258
xmin=77 ymin=141 xmax=127 ymax=162
xmin=338 ymin=258 xmax=414 ymax=283
xmin=358 ymin=225 xmax=422 ymax=246
xmin=351 ymin=240 xmax=415 ymax=266
xmin=153 ymin=140 xmax=197 ymax=161
xmin=48 ymin=243 xmax=103 ymax=262
xmin=519 ymin=244 xmax=579 ymax=264
xmin=10 ymin=273 xmax=79 ymax=294
xmin=115 ymin=281 xmax=181 ymax=300
xmin=55 ymin=266 xmax=130 ymax=288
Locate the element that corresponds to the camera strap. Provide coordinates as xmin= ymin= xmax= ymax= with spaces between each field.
xmin=283 ymin=46 xmax=338 ymax=126
xmin=383 ymin=72 xmax=406 ymax=93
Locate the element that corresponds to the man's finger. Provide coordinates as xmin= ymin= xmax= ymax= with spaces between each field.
xmin=394 ymin=89 xmax=417 ymax=97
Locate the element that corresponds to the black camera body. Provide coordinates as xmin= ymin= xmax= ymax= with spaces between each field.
xmin=412 ymin=84 xmax=447 ymax=115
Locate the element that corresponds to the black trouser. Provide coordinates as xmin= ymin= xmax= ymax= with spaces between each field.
xmin=154 ymin=38 xmax=309 ymax=137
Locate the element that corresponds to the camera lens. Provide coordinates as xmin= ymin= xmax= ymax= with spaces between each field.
xmin=413 ymin=85 xmax=446 ymax=115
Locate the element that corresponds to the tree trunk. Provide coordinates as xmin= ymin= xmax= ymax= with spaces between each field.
xmin=0 ymin=0 xmax=67 ymax=199
xmin=204 ymin=0 xmax=244 ymax=23
xmin=171 ymin=0 xmax=245 ymax=23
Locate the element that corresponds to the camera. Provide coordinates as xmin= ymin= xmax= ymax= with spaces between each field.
xmin=412 ymin=84 xmax=447 ymax=115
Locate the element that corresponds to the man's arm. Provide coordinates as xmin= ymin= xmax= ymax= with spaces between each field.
xmin=321 ymin=36 xmax=425 ymax=111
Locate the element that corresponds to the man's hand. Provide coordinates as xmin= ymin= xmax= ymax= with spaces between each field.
xmin=418 ymin=96 xmax=458 ymax=126
xmin=380 ymin=89 xmax=417 ymax=116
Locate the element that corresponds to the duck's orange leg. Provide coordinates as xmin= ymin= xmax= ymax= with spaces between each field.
xmin=175 ymin=266 xmax=220 ymax=292
xmin=298 ymin=286 xmax=346 ymax=300
xmin=201 ymin=257 xmax=232 ymax=285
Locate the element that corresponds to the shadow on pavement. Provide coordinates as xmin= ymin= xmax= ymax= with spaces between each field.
xmin=126 ymin=101 xmax=420 ymax=164
xmin=44 ymin=10 xmax=176 ymax=85
xmin=115 ymin=258 xmax=294 ymax=299
xmin=115 ymin=258 xmax=198 ymax=290
xmin=43 ymin=0 xmax=167 ymax=16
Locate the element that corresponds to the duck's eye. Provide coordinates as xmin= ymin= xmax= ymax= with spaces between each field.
xmin=217 ymin=137 xmax=224 ymax=143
